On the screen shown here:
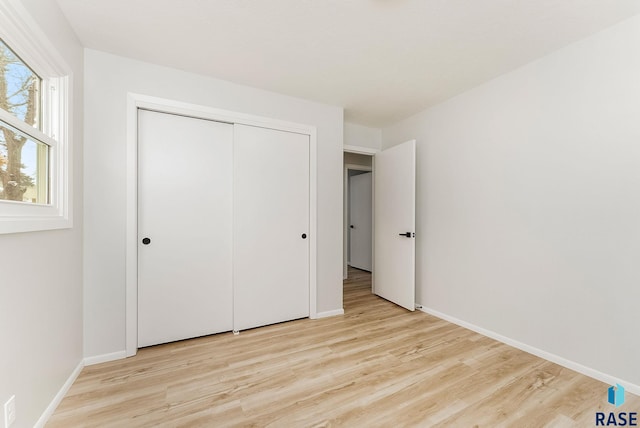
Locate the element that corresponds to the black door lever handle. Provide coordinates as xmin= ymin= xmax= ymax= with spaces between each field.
xmin=399 ymin=232 xmax=412 ymax=237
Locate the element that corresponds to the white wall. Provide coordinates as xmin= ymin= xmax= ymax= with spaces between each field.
xmin=344 ymin=152 xmax=372 ymax=168
xmin=0 ymin=1 xmax=84 ymax=427
xmin=383 ymin=15 xmax=640 ymax=388
xmin=83 ymin=50 xmax=344 ymax=358
xmin=344 ymin=122 xmax=381 ymax=151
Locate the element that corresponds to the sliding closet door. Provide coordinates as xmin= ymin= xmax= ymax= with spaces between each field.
xmin=233 ymin=124 xmax=310 ymax=331
xmin=138 ymin=110 xmax=234 ymax=347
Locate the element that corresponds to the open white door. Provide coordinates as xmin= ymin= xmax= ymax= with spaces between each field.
xmin=374 ymin=140 xmax=416 ymax=311
xmin=349 ymin=172 xmax=372 ymax=271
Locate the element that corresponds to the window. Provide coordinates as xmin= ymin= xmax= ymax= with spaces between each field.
xmin=0 ymin=39 xmax=48 ymax=204
xmin=0 ymin=120 xmax=49 ymax=203
xmin=0 ymin=3 xmax=72 ymax=234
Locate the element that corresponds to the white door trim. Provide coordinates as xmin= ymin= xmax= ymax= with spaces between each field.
xmin=344 ymin=145 xmax=380 ymax=155
xmin=343 ymin=163 xmax=373 ymax=279
xmin=125 ymin=93 xmax=318 ymax=357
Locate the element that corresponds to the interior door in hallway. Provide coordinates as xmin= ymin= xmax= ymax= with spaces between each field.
xmin=233 ymin=124 xmax=310 ymax=331
xmin=138 ymin=110 xmax=234 ymax=347
xmin=374 ymin=139 xmax=416 ymax=311
xmin=349 ymin=172 xmax=372 ymax=271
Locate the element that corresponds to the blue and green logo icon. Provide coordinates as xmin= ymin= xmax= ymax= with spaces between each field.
xmin=596 ymin=384 xmax=637 ymax=426
xmin=608 ymin=384 xmax=625 ymax=408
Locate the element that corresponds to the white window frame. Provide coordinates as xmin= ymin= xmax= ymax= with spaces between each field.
xmin=0 ymin=2 xmax=72 ymax=234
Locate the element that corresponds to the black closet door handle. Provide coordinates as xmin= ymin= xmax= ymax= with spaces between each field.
xmin=399 ymin=232 xmax=411 ymax=238
xmin=142 ymin=237 xmax=151 ymax=245
xmin=301 ymin=233 xmax=307 ymax=239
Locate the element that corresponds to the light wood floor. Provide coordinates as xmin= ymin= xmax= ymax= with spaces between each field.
xmin=48 ymin=268 xmax=638 ymax=427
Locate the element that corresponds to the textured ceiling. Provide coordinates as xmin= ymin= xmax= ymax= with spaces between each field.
xmin=56 ymin=0 xmax=640 ymax=127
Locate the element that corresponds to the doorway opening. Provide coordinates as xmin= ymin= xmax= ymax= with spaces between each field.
xmin=343 ymin=151 xmax=374 ymax=281
xmin=343 ymin=140 xmax=417 ymax=313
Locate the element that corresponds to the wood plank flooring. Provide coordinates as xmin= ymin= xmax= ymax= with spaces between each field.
xmin=48 ymin=268 xmax=639 ymax=427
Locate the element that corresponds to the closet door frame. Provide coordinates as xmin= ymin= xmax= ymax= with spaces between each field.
xmin=124 ymin=93 xmax=318 ymax=357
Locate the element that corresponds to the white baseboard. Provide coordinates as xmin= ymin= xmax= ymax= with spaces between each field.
xmin=84 ymin=350 xmax=128 ymax=366
xmin=420 ymin=306 xmax=640 ymax=396
xmin=315 ymin=308 xmax=345 ymax=318
xmin=34 ymin=361 xmax=84 ymax=428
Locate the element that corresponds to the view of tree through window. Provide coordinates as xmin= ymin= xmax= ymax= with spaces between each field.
xmin=0 ymin=38 xmax=47 ymax=203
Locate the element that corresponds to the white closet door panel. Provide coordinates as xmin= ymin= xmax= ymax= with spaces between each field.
xmin=233 ymin=124 xmax=310 ymax=331
xmin=138 ymin=110 xmax=234 ymax=347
